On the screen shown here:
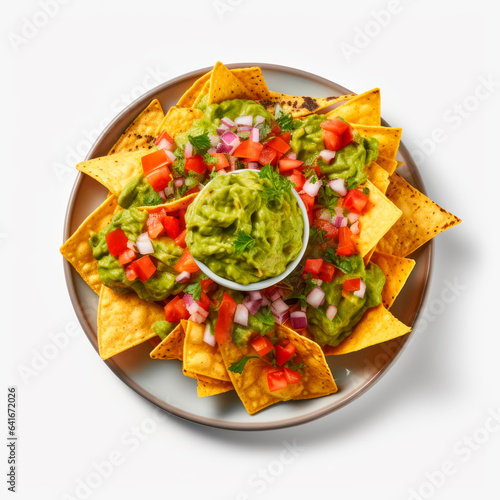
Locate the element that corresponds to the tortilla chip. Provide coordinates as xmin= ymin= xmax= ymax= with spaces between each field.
xmin=325 ymin=88 xmax=380 ymax=126
xmin=150 ymin=324 xmax=185 ymax=360
xmin=60 ymin=197 xmax=118 ymax=294
xmin=196 ymin=375 xmax=234 ymax=397
xmin=324 ymin=304 xmax=411 ymax=355
xmin=208 ymin=61 xmax=254 ymax=104
xmin=365 ymin=161 xmax=390 ymax=194
xmin=219 ymin=325 xmax=337 ymax=415
xmin=353 ymin=180 xmax=402 ymax=257
xmin=232 ymin=67 xmax=270 ymax=100
xmin=259 ymin=91 xmax=356 ymax=118
xmin=183 ymin=321 xmax=230 ymax=382
xmin=376 ymin=155 xmax=399 ymax=175
xmin=138 ymin=192 xmax=198 ymax=214
xmin=370 ymin=251 xmax=416 ymax=309
xmin=108 ymin=100 xmax=164 ymax=155
xmin=76 ymin=149 xmax=147 ymax=196
xmin=376 ymin=173 xmax=461 ymax=257
xmin=351 ymin=125 xmax=402 ymax=161
xmin=177 ymin=72 xmax=212 ymax=108
xmin=98 ymin=287 xmax=163 ymax=360
xmin=155 ymin=106 xmax=204 ymax=138
xmin=363 ymin=247 xmax=376 ymax=266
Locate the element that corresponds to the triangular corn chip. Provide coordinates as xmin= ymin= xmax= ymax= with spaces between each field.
xmin=325 ymin=88 xmax=380 ymax=126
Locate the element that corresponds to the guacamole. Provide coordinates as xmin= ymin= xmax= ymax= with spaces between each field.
xmin=118 ymin=174 xmax=165 ymax=209
xmin=185 ymin=170 xmax=304 ymax=285
xmin=89 ymin=207 xmax=184 ymax=301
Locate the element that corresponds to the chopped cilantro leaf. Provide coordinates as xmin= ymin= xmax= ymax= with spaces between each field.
xmin=309 ymin=226 xmax=327 ymax=246
xmin=259 ymin=164 xmax=292 ymax=204
xmin=318 ymin=184 xmax=339 ymax=212
xmin=234 ymin=231 xmax=256 ymax=255
xmin=188 ymin=132 xmax=211 ymax=153
xmin=228 ymin=356 xmax=259 ymax=374
xmin=203 ymin=153 xmax=218 ymax=166
xmin=254 ymin=306 xmax=275 ymax=335
xmin=184 ymin=280 xmax=202 ymax=301
xmin=324 ymin=250 xmax=364 ymax=275
xmin=275 ymin=108 xmax=294 ymax=132
xmin=286 ymin=361 xmax=305 ymax=372
xmin=256 ymin=122 xmax=272 ymax=140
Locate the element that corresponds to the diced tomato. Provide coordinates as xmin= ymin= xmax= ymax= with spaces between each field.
xmin=162 ymin=215 xmax=181 ymax=239
xmin=155 ymin=131 xmax=174 ymax=147
xmin=174 ymin=229 xmax=187 ymax=248
xmin=118 ymin=248 xmax=136 ymax=266
xmin=250 ymin=336 xmax=274 ymax=357
xmin=313 ymin=219 xmax=339 ymax=240
xmin=320 ymin=118 xmax=350 ymax=135
xmin=266 ymin=136 xmax=290 ymax=155
xmin=233 ymin=139 xmax=264 ymax=162
xmin=281 ymin=131 xmax=291 ymax=144
xmin=146 ymin=166 xmax=171 ymax=192
xmin=283 ymin=367 xmax=301 ymax=385
xmin=343 ymin=278 xmax=361 ymax=292
xmin=275 ymin=341 xmax=297 ymax=366
xmin=125 ymin=263 xmax=138 ymax=281
xmin=267 ymin=369 xmax=288 ymax=392
xmin=164 ymin=295 xmax=190 ymax=322
xmin=133 ymin=255 xmax=156 ymax=281
xmin=337 ymin=226 xmax=356 ymax=256
xmin=214 ymin=293 xmax=237 ymax=344
xmin=304 ymin=258 xmax=323 ymax=275
xmin=322 ymin=129 xmax=343 ymax=151
xmin=300 ymin=192 xmax=315 ymax=226
xmin=341 ymin=127 xmax=353 ymax=148
xmin=258 ymin=146 xmax=279 ymax=166
xmin=200 ymin=278 xmax=214 ymax=292
xmin=289 ymin=169 xmax=306 ymax=191
xmin=210 ymin=153 xmax=229 ymax=171
xmin=197 ymin=292 xmax=211 ymax=312
xmin=146 ymin=215 xmax=164 ymax=239
xmin=185 ymin=154 xmax=206 ymax=175
xmin=105 ymin=228 xmax=129 ymax=257
xmin=184 ymin=185 xmax=201 ymax=196
xmin=141 ymin=149 xmax=172 ymax=175
xmin=270 ymin=124 xmax=281 ymax=138
xmin=278 ymin=158 xmax=304 ymax=173
xmin=319 ymin=261 xmax=336 ymax=283
xmin=173 ymin=248 xmax=199 ymax=274
xmin=344 ymin=189 xmax=369 ymax=214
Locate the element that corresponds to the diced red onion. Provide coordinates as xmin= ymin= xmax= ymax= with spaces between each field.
xmin=301 ymin=305 xmax=307 ymax=312
xmin=287 ymin=152 xmax=297 ymax=160
xmin=306 ymin=287 xmax=325 ymax=308
xmin=175 ymin=271 xmax=191 ymax=284
xmin=183 ymin=294 xmax=199 ymax=315
xmin=269 ymin=289 xmax=281 ymax=302
xmin=207 ymin=147 xmax=217 ymax=155
xmin=234 ymin=304 xmax=249 ymax=327
xmin=216 ymin=123 xmax=230 ymax=135
xmin=189 ymin=310 xmax=208 ymax=324
xmin=335 ymin=206 xmax=344 ymax=216
xmin=127 ymin=240 xmax=138 ymax=252
xmin=350 ymin=221 xmax=360 ymax=235
xmin=203 ymin=323 xmax=216 ymax=347
xmin=164 ymin=186 xmax=174 ymax=197
xmin=221 ymin=131 xmax=238 ymax=145
xmin=333 ymin=216 xmax=348 ymax=228
xmin=165 ymin=150 xmax=177 ymax=163
xmin=271 ymin=298 xmax=289 ymax=315
xmin=184 ymin=142 xmax=194 ymax=158
xmin=216 ymin=142 xmax=234 ymax=154
xmin=218 ymin=168 xmax=227 ymax=175
xmin=246 ymin=162 xmax=259 ymax=170
xmin=249 ymin=291 xmax=262 ymax=301
xmin=261 ymin=295 xmax=270 ymax=306
xmin=312 ymin=278 xmax=323 ymax=286
xmin=347 ymin=212 xmax=360 ymax=223
xmin=235 ymin=115 xmax=252 ymax=127
xmin=274 ymin=104 xmax=283 ymax=116
xmin=354 ymin=279 xmax=366 ymax=299
xmin=228 ymin=156 xmax=237 ymax=171
xmin=254 ymin=115 xmax=265 ymax=126
xmin=136 ymin=233 xmax=154 ymax=255
xmin=303 ymin=178 xmax=322 ymax=197
xmin=209 ymin=135 xmax=220 ymax=147
xmin=221 ymin=117 xmax=236 ymax=128
xmin=229 ymin=136 xmax=242 ymax=148
xmin=238 ymin=126 xmax=252 ymax=132
xmin=290 ymin=311 xmax=308 ymax=330
xmin=174 ymin=177 xmax=185 ymax=187
xmin=158 ymin=189 xmax=166 ymax=200
xmin=242 ymin=296 xmax=262 ymax=316
xmin=317 ymin=209 xmax=331 ymax=221
xmin=250 ymin=128 xmax=260 ymax=142
xmin=326 ymin=305 xmax=338 ymax=321
xmin=272 ymin=310 xmax=289 ymax=325
xmin=329 ymin=178 xmax=347 ymax=196
xmin=156 ymin=138 xmax=170 ymax=150
xmin=319 ymin=149 xmax=336 ymax=163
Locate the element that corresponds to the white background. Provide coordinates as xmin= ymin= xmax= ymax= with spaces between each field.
xmin=2 ymin=0 xmax=499 ymax=499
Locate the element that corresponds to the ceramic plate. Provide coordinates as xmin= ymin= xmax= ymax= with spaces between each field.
xmin=63 ymin=63 xmax=433 ymax=430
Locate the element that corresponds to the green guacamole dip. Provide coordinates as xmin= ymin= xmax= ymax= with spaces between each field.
xmin=305 ymin=255 xmax=385 ymax=347
xmin=185 ymin=171 xmax=304 ymax=285
xmin=88 ymin=207 xmax=184 ymax=301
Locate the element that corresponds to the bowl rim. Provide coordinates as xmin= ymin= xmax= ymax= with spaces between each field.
xmin=188 ymin=169 xmax=309 ymax=291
